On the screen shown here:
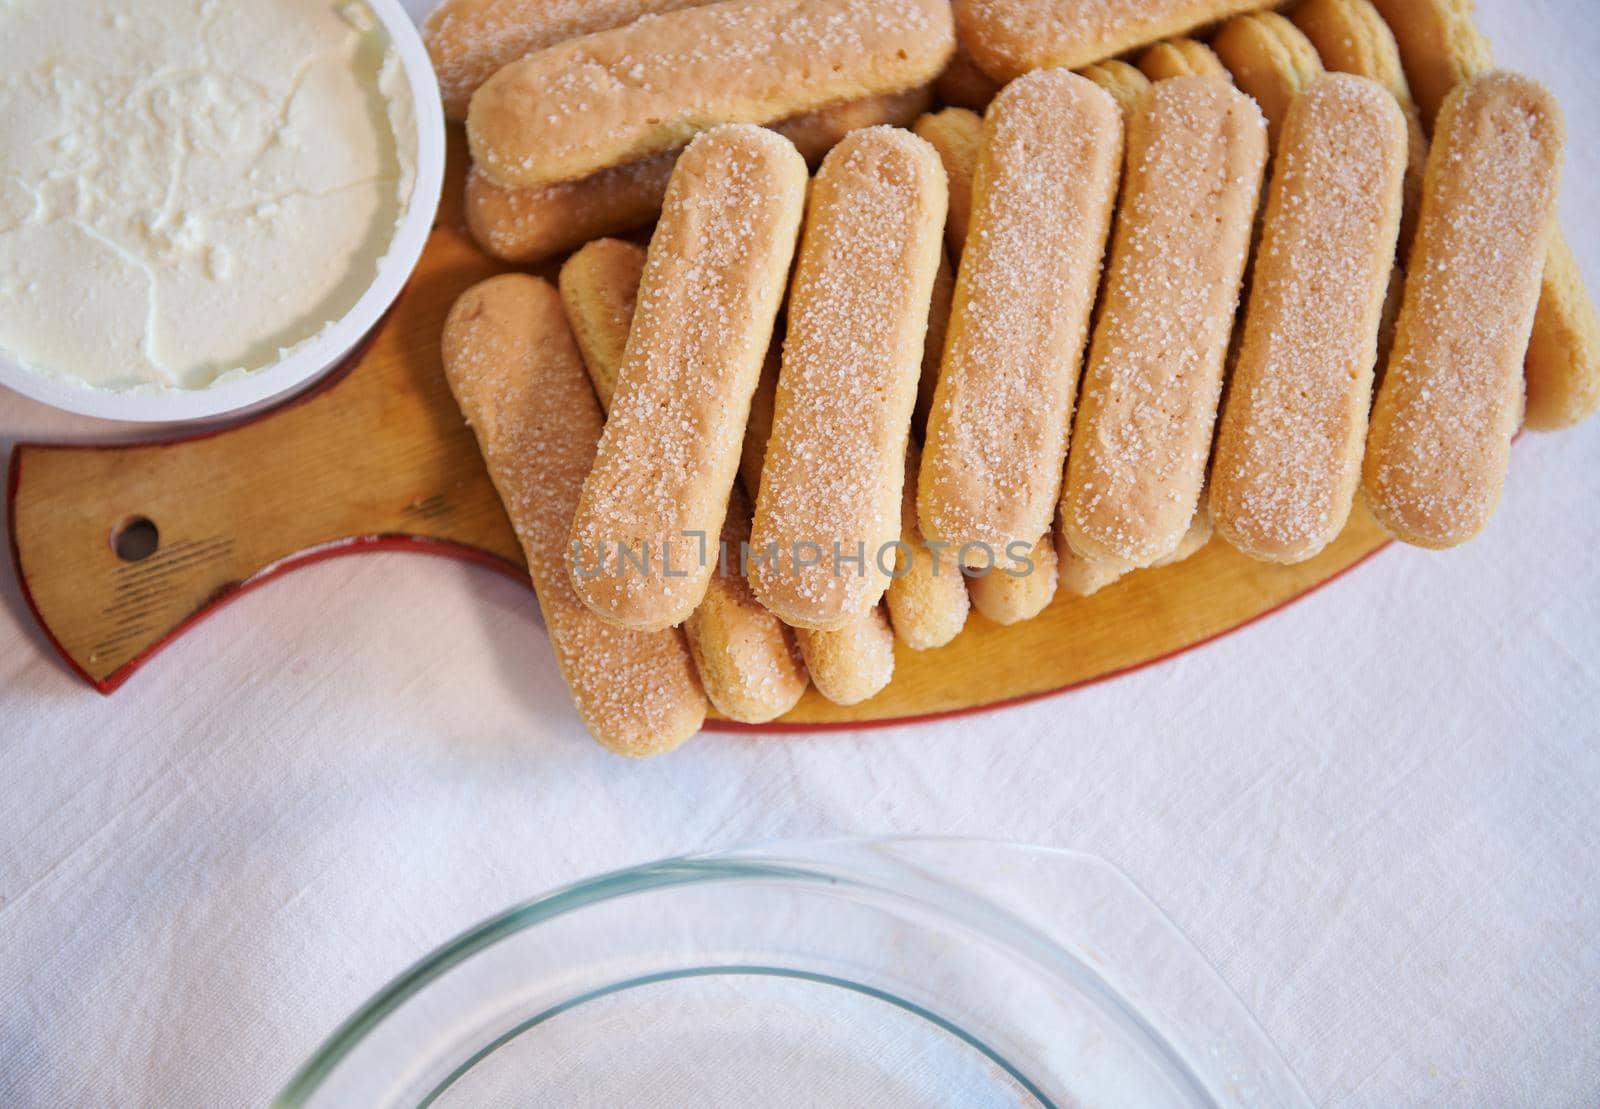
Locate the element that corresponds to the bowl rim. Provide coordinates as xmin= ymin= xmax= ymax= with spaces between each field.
xmin=0 ymin=0 xmax=446 ymax=424
xmin=273 ymin=836 xmax=1314 ymax=1108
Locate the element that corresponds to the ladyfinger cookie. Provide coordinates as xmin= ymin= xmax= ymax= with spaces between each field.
xmin=441 ymin=275 xmax=706 ymax=756
xmin=1290 ymin=0 xmax=1428 ymax=258
xmin=1153 ymin=502 xmax=1215 ymax=567
xmin=1525 ymin=238 xmax=1600 ymax=430
xmin=1211 ymin=12 xmax=1325 ymax=145
xmin=570 ymin=126 xmax=807 ymax=630
xmin=1056 ymin=533 xmax=1122 ymax=598
xmin=559 ymin=238 xmax=647 ymax=410
xmin=913 ymin=108 xmax=983 ymax=260
xmin=952 ymin=0 xmax=1271 ymax=84
xmin=424 ymin=0 xmax=704 ymax=121
xmin=465 ymin=88 xmax=933 ymax=266
xmin=937 ymin=45 xmax=1003 ymax=110
xmin=886 ymin=441 xmax=970 ymax=650
xmin=1079 ymin=60 xmax=1153 ymax=117
xmin=919 ymin=71 xmax=1122 ymax=566
xmin=793 ymin=607 xmax=896 ymax=706
xmin=1368 ymin=0 xmax=1600 ymax=430
xmin=1366 ymin=0 xmax=1490 ymax=130
xmin=913 ymin=249 xmax=956 ymax=440
xmin=1138 ymin=38 xmax=1229 ymax=83
xmin=750 ymin=127 xmax=947 ymax=630
xmin=1211 ymin=75 xmax=1408 ymax=564
xmin=739 ymin=330 xmax=901 ymax=701
xmin=465 ymin=160 xmax=671 ymax=268
xmin=468 ymin=0 xmax=954 ymax=189
xmin=1056 ymin=501 xmax=1214 ymax=597
xmin=560 ymin=239 xmax=809 ymax=722
xmin=777 ymin=86 xmax=935 ymax=162
xmin=739 ymin=342 xmax=782 ymax=504
xmin=968 ymin=535 xmax=1058 ymax=626
xmin=1061 ymin=78 xmax=1268 ymax=572
xmin=1363 ymin=73 xmax=1565 ymax=548
xmin=684 ymin=485 xmax=810 ymax=722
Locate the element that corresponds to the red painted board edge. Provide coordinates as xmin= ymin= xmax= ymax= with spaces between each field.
xmin=5 ymin=281 xmax=1413 ymax=733
xmin=9 ymin=428 xmax=1392 ymax=733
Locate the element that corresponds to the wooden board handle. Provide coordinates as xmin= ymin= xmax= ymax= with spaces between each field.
xmin=8 ymin=228 xmax=522 ymax=691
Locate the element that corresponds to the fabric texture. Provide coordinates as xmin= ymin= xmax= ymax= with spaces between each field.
xmin=1 ymin=1 xmax=1596 ymax=1104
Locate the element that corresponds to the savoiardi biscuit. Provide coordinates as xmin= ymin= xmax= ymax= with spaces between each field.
xmin=1290 ymin=0 xmax=1428 ymax=255
xmin=1138 ymin=38 xmax=1229 ymax=82
xmin=441 ymin=274 xmax=706 ymax=756
xmin=1060 ymin=77 xmax=1267 ymax=573
xmin=750 ymin=127 xmax=947 ymax=630
xmin=467 ymin=0 xmax=953 ymax=188
xmin=885 ymin=440 xmax=970 ymax=649
xmin=560 ymin=238 xmax=808 ymax=723
xmin=953 ymin=0 xmax=1271 ymax=84
xmin=919 ymin=71 xmax=1123 ymax=565
xmin=1211 ymin=11 xmax=1325 ymax=145
xmin=465 ymin=87 xmax=932 ymax=267
xmin=1211 ymin=75 xmax=1408 ymax=564
xmin=570 ymin=125 xmax=807 ymax=630
xmin=1363 ymin=73 xmax=1565 ymax=548
xmin=424 ymin=0 xmax=703 ymax=121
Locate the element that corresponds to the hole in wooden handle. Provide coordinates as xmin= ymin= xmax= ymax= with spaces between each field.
xmin=111 ymin=517 xmax=160 ymax=563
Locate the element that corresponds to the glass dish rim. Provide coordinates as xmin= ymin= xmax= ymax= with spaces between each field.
xmin=274 ymin=835 xmax=1310 ymax=1108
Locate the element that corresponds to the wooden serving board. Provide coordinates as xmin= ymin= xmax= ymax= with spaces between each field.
xmin=7 ymin=134 xmax=1391 ymax=730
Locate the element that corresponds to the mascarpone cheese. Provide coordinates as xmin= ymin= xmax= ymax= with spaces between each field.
xmin=0 ymin=0 xmax=416 ymax=392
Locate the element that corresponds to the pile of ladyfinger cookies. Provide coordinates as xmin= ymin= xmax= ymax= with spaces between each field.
xmin=427 ymin=0 xmax=1597 ymax=756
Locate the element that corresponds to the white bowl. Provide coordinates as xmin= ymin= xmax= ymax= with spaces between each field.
xmin=0 ymin=0 xmax=445 ymax=425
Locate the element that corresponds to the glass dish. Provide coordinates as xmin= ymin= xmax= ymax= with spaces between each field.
xmin=276 ymin=838 xmax=1310 ymax=1107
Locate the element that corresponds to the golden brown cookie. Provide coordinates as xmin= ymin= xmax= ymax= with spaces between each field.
xmin=1211 ymin=11 xmax=1325 ymax=145
xmin=920 ymin=71 xmax=1123 ymax=564
xmin=468 ymin=0 xmax=953 ymax=188
xmin=558 ymin=238 xmax=647 ymax=411
xmin=913 ymin=108 xmax=983 ymax=259
xmin=886 ymin=441 xmax=970 ymax=649
xmin=967 ymin=535 xmax=1058 ymax=626
xmin=1138 ymin=38 xmax=1229 ymax=82
xmin=1367 ymin=0 xmax=1598 ymax=429
xmin=1211 ymin=75 xmax=1408 ymax=564
xmin=1055 ymin=532 xmax=1122 ymax=598
xmin=1367 ymin=0 xmax=1491 ymax=129
xmin=441 ymin=274 xmax=706 ymax=756
xmin=740 ymin=334 xmax=904 ymax=700
xmin=953 ymin=0 xmax=1271 ymax=84
xmin=683 ymin=486 xmax=811 ymax=723
xmin=1078 ymin=60 xmax=1153 ymax=116
xmin=424 ymin=0 xmax=703 ymax=121
xmin=464 ymin=88 xmax=932 ymax=266
xmin=794 ymin=607 xmax=896 ymax=705
xmin=1057 ymin=498 xmax=1215 ymax=596
xmin=560 ymin=239 xmax=809 ymax=723
xmin=914 ymin=249 xmax=956 ymax=440
xmin=1061 ymin=77 xmax=1268 ymax=572
xmin=739 ymin=342 xmax=782 ymax=505
xmin=1363 ymin=73 xmax=1565 ymax=548
xmin=750 ymin=128 xmax=947 ymax=630
xmin=570 ymin=126 xmax=807 ymax=629
xmin=1153 ymin=503 xmax=1215 ymax=567
xmin=1524 ymin=237 xmax=1600 ymax=430
xmin=936 ymin=44 xmax=1003 ymax=110
xmin=1290 ymin=0 xmax=1428 ymax=257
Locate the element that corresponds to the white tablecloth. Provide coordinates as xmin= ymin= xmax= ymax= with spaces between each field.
xmin=3 ymin=1 xmax=1597 ymax=1105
